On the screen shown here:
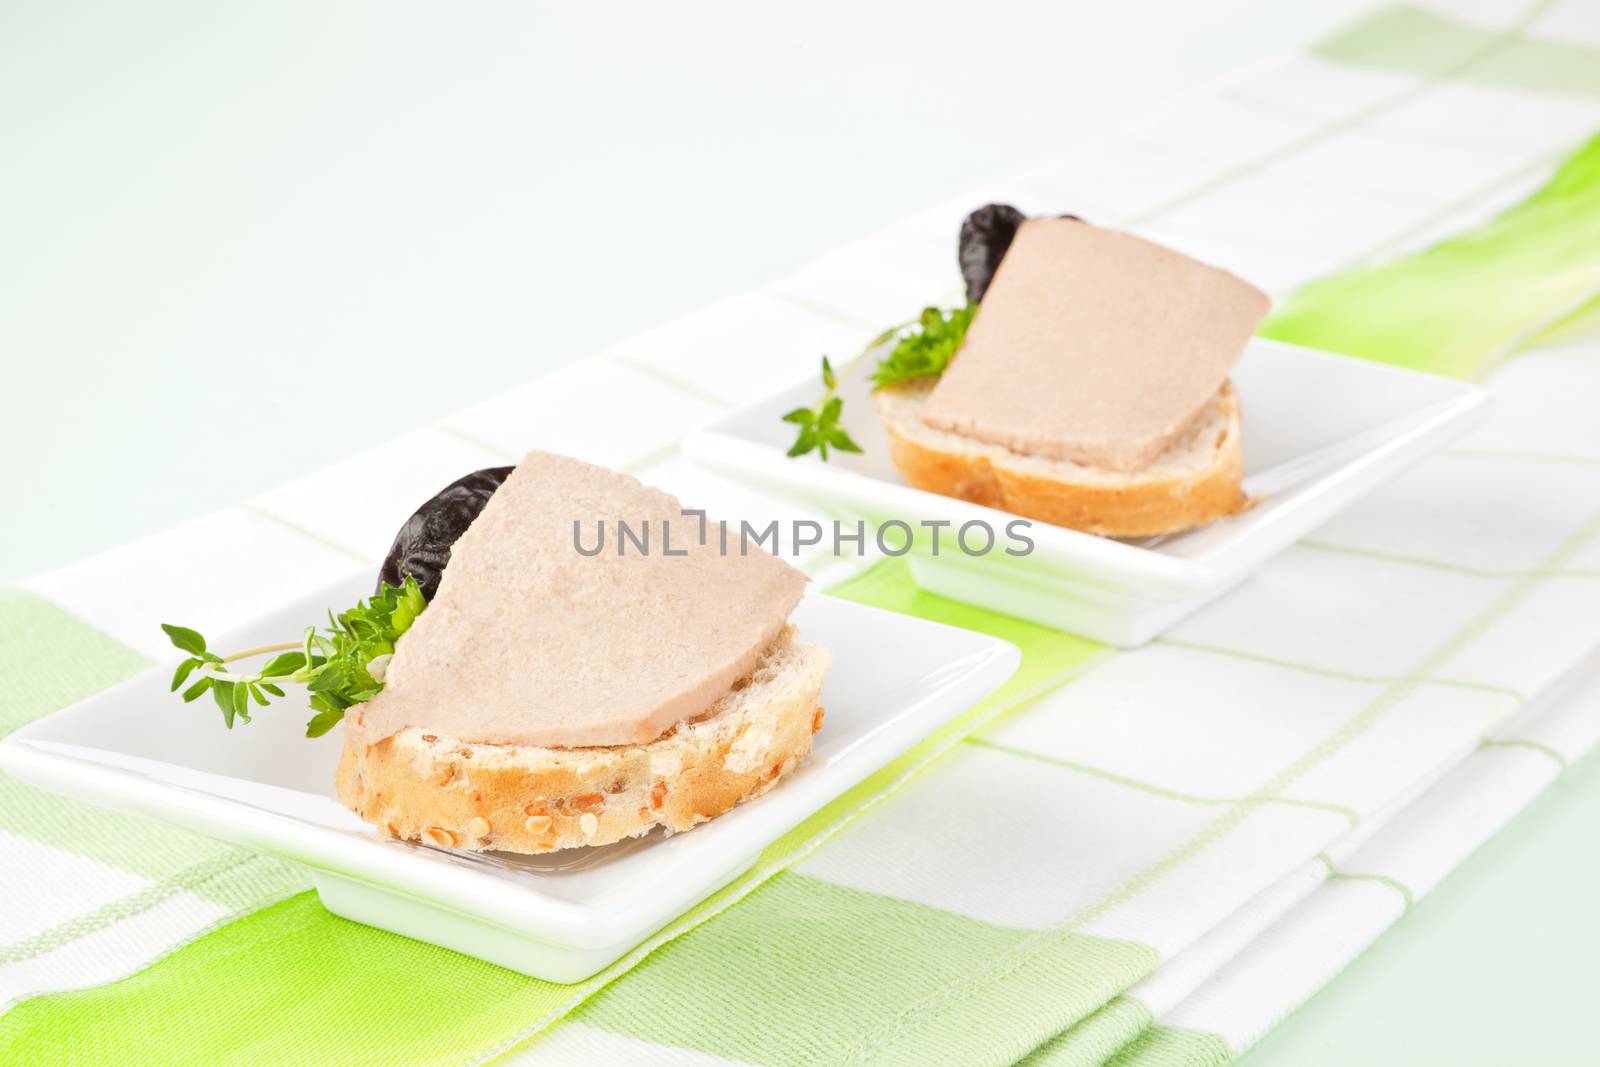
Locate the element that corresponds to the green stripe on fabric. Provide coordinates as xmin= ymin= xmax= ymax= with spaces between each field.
xmin=239 ymin=503 xmax=369 ymax=563
xmin=1525 ymin=287 xmax=1600 ymax=347
xmin=1106 ymin=1023 xmax=1233 ymax=1067
xmin=828 ymin=555 xmax=1104 ymax=698
xmin=0 ymin=591 xmax=299 ymax=905
xmin=598 ymin=351 xmax=738 ymax=409
xmin=1262 ymin=131 xmax=1600 ymax=378
xmin=1240 ymin=507 xmax=1600 ymax=809
xmin=509 ymin=254 xmax=1600 ymax=1063
xmin=0 ymin=590 xmax=312 ymax=1027
xmin=0 ymin=853 xmax=297 ymax=966
xmin=1481 ymin=736 xmax=1568 ymax=770
xmin=574 ymin=873 xmax=1158 ymax=1067
xmin=1314 ymin=4 xmax=1600 ymax=98
xmin=1298 ymin=539 xmax=1600 ymax=580
xmin=431 ymin=422 xmax=520 ymax=463
xmin=1350 ymin=154 xmax=1560 ymax=269
xmin=828 ymin=508 xmax=1600 ymax=1066
xmin=0 ymin=559 xmax=1107 ymax=1067
xmin=730 ymin=556 xmax=1108 ymax=887
xmin=1132 ymin=0 xmax=1554 ymax=227
xmin=965 ymin=738 xmax=1360 ymax=828
xmin=0 ymin=893 xmax=579 ymax=1067
xmin=769 ymin=287 xmax=881 ymax=331
xmin=1018 ymin=995 xmax=1153 ymax=1067
xmin=0 ymin=777 xmax=249 ymax=887
xmin=1019 ymin=999 xmax=1233 ymax=1067
xmin=1326 ymin=869 xmax=1416 ymax=912
xmin=0 ymin=589 xmax=150 ymax=738
xmin=1153 ymin=637 xmax=1527 ymax=704
xmin=706 ymin=562 xmax=1106 ymax=887
xmin=10 ymin=21 xmax=1600 ymax=1066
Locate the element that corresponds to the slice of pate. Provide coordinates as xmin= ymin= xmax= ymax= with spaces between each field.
xmin=917 ymin=218 xmax=1269 ymax=472
xmin=347 ymin=452 xmax=807 ymax=749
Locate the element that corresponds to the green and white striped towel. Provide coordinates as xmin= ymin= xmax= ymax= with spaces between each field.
xmin=5 ymin=3 xmax=1600 ymax=1064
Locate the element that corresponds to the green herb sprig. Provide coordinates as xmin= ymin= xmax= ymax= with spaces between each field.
xmin=162 ymin=575 xmax=427 ymax=737
xmin=781 ymin=303 xmax=977 ymax=461
xmin=782 ymin=357 xmax=864 ymax=460
xmin=869 ymin=303 xmax=977 ymax=389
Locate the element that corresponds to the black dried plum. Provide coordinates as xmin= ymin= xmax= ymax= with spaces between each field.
xmin=958 ymin=205 xmax=1085 ymax=304
xmin=378 ymin=466 xmax=513 ymax=600
xmin=959 ymin=203 xmax=1025 ymax=304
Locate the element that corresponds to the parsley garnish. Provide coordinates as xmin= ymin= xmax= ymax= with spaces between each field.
xmin=162 ymin=575 xmax=427 ymax=737
xmin=782 ymin=357 xmax=864 ymax=460
xmin=781 ymin=303 xmax=978 ymax=461
xmin=869 ymin=303 xmax=977 ymax=389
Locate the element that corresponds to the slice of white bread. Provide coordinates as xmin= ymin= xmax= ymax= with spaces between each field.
xmin=877 ymin=379 xmax=1245 ymax=538
xmin=336 ymin=628 xmax=829 ymax=854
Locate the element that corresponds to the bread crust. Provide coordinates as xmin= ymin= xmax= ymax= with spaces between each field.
xmin=336 ymin=630 xmax=829 ymax=854
xmin=879 ymin=380 xmax=1246 ymax=538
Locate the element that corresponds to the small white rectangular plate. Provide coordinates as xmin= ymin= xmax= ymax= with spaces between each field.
xmin=0 ymin=578 xmax=1018 ymax=983
xmin=683 ymin=339 xmax=1491 ymax=646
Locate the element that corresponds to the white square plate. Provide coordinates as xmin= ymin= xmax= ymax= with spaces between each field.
xmin=683 ymin=339 xmax=1491 ymax=646
xmin=0 ymin=576 xmax=1018 ymax=982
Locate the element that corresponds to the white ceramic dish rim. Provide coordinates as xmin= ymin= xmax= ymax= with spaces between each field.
xmin=0 ymin=588 xmax=1021 ymax=953
xmin=682 ymin=338 xmax=1492 ymax=601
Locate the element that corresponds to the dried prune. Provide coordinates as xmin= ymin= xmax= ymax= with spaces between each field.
xmin=378 ymin=466 xmax=513 ymax=600
xmin=958 ymin=205 xmax=1085 ymax=303
xmin=959 ymin=203 xmax=1026 ymax=304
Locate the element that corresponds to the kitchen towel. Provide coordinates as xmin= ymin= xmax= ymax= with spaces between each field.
xmin=4 ymin=2 xmax=1600 ymax=1064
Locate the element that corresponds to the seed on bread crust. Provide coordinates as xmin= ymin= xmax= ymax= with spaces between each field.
xmin=333 ymin=635 xmax=831 ymax=855
xmin=650 ymin=751 xmax=684 ymax=777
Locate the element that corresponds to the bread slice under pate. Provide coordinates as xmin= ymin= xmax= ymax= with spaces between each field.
xmin=337 ymin=628 xmax=829 ymax=854
xmin=877 ymin=378 xmax=1246 ymax=538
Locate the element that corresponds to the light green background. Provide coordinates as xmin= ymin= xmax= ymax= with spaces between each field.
xmin=2 ymin=3 xmax=1593 ymax=1064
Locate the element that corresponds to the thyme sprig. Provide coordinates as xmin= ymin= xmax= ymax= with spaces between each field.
xmin=782 ymin=304 xmax=976 ymax=461
xmin=162 ymin=575 xmax=426 ymax=737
